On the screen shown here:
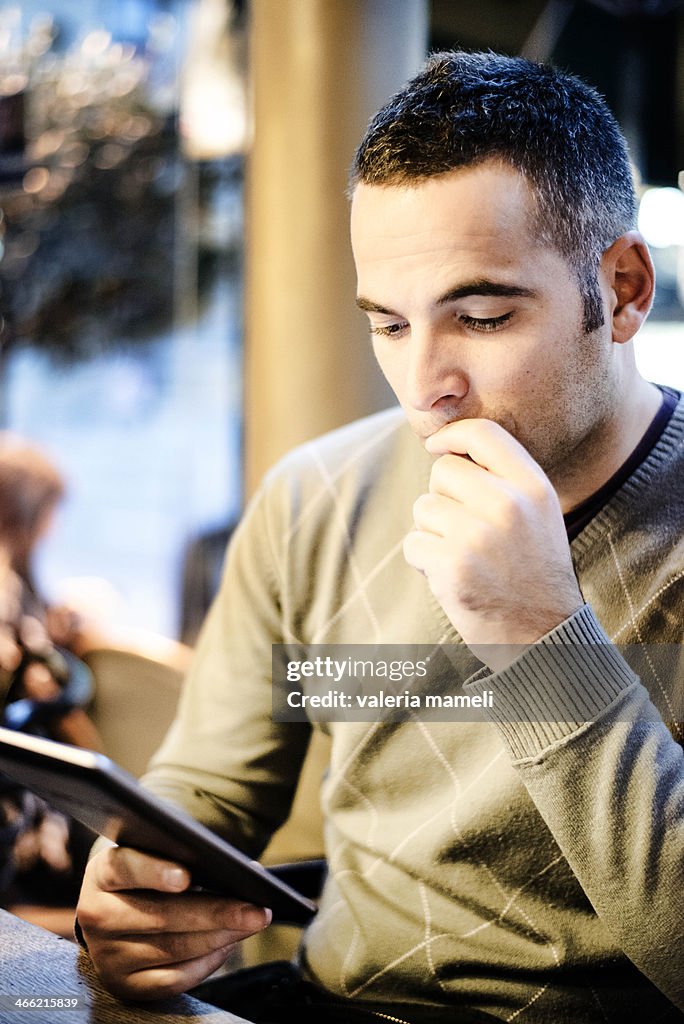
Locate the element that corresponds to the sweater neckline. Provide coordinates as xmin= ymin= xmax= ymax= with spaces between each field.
xmin=569 ymin=389 xmax=684 ymax=560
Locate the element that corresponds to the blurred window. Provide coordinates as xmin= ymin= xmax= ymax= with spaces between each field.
xmin=635 ymin=182 xmax=684 ymax=393
xmin=0 ymin=0 xmax=246 ymax=638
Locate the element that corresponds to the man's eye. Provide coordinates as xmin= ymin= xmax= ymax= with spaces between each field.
xmin=459 ymin=311 xmax=513 ymax=332
xmin=368 ymin=321 xmax=409 ymax=338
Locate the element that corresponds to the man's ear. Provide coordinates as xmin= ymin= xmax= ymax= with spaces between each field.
xmin=601 ymin=231 xmax=655 ymax=344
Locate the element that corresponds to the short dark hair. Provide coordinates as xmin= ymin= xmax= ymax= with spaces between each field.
xmin=350 ymin=51 xmax=638 ymax=332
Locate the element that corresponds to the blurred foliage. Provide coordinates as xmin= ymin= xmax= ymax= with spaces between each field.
xmin=0 ymin=17 xmax=242 ymax=365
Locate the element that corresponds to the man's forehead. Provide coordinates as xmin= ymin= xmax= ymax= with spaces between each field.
xmin=350 ymin=164 xmax=540 ymax=276
xmin=350 ymin=163 xmax=536 ymax=248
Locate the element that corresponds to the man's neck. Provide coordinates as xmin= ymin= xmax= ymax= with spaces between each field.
xmin=553 ymin=378 xmax=662 ymax=515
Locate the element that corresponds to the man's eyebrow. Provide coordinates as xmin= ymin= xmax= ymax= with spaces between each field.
xmin=356 ymin=281 xmax=537 ymax=316
xmin=356 ymin=296 xmax=400 ymax=316
xmin=435 ymin=280 xmax=537 ymax=304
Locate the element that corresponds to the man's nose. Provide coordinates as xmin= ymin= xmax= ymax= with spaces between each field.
xmin=404 ymin=328 xmax=469 ymax=412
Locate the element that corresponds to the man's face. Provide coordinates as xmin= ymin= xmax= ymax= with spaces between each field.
xmin=350 ymin=161 xmax=618 ymax=481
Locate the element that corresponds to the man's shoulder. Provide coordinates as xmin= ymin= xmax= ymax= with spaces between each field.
xmin=251 ymin=406 xmax=429 ymax=541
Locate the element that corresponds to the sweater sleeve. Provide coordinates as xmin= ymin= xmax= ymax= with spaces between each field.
xmin=141 ymin=478 xmax=312 ymax=859
xmin=464 ymin=603 xmax=684 ymax=1011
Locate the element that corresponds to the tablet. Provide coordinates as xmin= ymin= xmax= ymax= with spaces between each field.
xmin=0 ymin=727 xmax=317 ymax=925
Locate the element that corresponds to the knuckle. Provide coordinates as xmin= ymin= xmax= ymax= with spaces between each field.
xmin=411 ymin=494 xmax=424 ymax=521
xmin=76 ymin=887 xmax=114 ymax=935
xmin=91 ymin=845 xmax=134 ymax=891
xmin=428 ymin=456 xmax=449 ymax=492
xmin=412 ymin=492 xmax=434 ymax=523
xmin=463 ymin=521 xmax=492 ymax=556
xmin=496 ymin=494 xmax=523 ymax=530
xmin=74 ymin=899 xmax=100 ymax=933
xmin=96 ymin=858 xmax=124 ymax=892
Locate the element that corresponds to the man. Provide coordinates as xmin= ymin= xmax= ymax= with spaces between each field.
xmin=76 ymin=52 xmax=684 ymax=1022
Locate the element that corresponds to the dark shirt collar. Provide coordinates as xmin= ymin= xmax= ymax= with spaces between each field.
xmin=564 ymin=385 xmax=680 ymax=542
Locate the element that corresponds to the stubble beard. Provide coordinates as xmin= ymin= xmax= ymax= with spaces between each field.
xmin=518 ymin=334 xmax=619 ymax=493
xmin=416 ymin=325 xmax=618 ymax=493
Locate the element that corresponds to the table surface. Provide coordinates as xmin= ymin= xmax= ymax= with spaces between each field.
xmin=0 ymin=909 xmax=253 ymax=1024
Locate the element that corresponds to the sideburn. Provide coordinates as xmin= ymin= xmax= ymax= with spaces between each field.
xmin=578 ymin=263 xmax=605 ymax=334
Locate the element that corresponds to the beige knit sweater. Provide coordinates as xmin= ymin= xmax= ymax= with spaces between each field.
xmin=145 ymin=398 xmax=684 ymax=1022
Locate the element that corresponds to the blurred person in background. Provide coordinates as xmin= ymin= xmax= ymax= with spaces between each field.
xmin=0 ymin=434 xmax=102 ymax=920
xmin=0 ymin=433 xmax=101 ymax=744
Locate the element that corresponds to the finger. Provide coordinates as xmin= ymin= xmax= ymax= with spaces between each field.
xmin=426 ymin=454 xmax=515 ymax=512
xmin=133 ymin=946 xmax=238 ymax=999
xmin=91 ymin=845 xmax=191 ymax=894
xmin=118 ymin=891 xmax=272 ymax=935
xmin=403 ymin=528 xmax=445 ymax=575
xmin=412 ymin=491 xmax=470 ymax=537
xmin=425 ymin=418 xmax=544 ymax=484
xmin=80 ymin=886 xmax=271 ymax=937
xmin=101 ymin=944 xmax=236 ymax=1002
xmin=103 ymin=926 xmax=259 ymax=969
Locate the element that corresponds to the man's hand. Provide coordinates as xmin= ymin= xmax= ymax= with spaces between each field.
xmin=404 ymin=419 xmax=583 ymax=669
xmin=76 ymin=846 xmax=272 ymax=1001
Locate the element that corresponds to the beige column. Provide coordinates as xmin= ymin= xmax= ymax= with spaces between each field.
xmin=244 ymin=0 xmax=427 ymax=496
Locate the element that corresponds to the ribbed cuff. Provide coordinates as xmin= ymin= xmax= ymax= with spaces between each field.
xmin=463 ymin=605 xmax=640 ymax=761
